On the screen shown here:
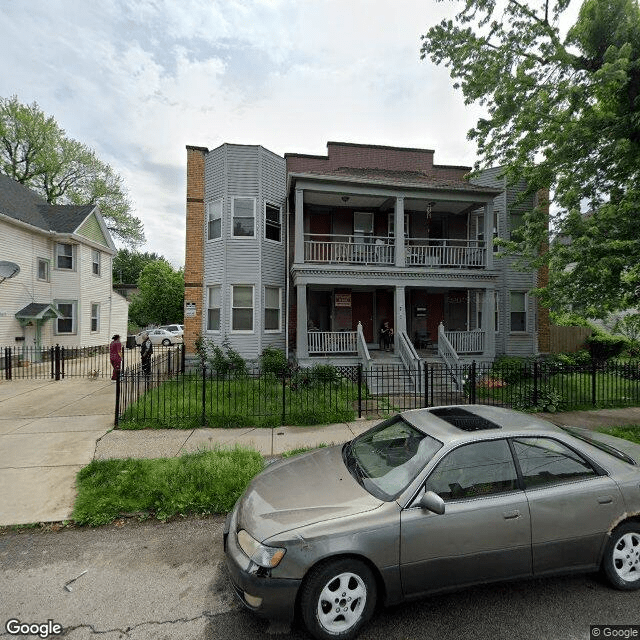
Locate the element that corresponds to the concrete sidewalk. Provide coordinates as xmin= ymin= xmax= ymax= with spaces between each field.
xmin=1 ymin=378 xmax=640 ymax=527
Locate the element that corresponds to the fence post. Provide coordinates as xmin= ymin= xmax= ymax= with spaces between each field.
xmin=470 ymin=361 xmax=477 ymax=404
xmin=180 ymin=343 xmax=186 ymax=374
xmin=54 ymin=344 xmax=61 ymax=381
xmin=114 ymin=370 xmax=121 ymax=427
xmin=282 ymin=371 xmax=287 ymax=426
xmin=592 ymin=360 xmax=597 ymax=406
xmin=61 ymin=346 xmax=66 ymax=379
xmin=424 ymin=362 xmax=429 ymax=408
xmin=533 ymin=360 xmax=539 ymax=407
xmin=202 ymin=365 xmax=207 ymax=427
xmin=4 ymin=347 xmax=11 ymax=380
xmin=357 ymin=364 xmax=362 ymax=418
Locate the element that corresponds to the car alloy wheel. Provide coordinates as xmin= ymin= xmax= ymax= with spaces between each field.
xmin=602 ymin=522 xmax=640 ymax=589
xmin=301 ymin=558 xmax=376 ymax=640
xmin=162 ymin=338 xmax=171 ymax=346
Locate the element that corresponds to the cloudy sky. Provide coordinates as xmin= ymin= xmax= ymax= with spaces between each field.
xmin=1 ymin=0 xmax=488 ymax=267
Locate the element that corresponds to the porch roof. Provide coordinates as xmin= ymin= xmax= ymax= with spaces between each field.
xmin=15 ymin=303 xmax=63 ymax=320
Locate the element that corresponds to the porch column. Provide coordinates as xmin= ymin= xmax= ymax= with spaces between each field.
xmin=482 ymin=286 xmax=496 ymax=360
xmin=484 ymin=201 xmax=494 ymax=269
xmin=296 ymin=283 xmax=308 ymax=358
xmin=394 ymin=196 xmax=405 ymax=267
xmin=394 ymin=285 xmax=407 ymax=339
xmin=294 ymin=188 xmax=304 ymax=265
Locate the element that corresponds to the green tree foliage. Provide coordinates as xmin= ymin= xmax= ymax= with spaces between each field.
xmin=0 ymin=95 xmax=144 ymax=247
xmin=113 ymin=249 xmax=163 ymax=285
xmin=128 ymin=260 xmax=184 ymax=327
xmin=421 ymin=0 xmax=640 ymax=317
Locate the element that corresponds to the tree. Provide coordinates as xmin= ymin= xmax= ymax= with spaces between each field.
xmin=421 ymin=0 xmax=640 ymax=317
xmin=0 ymin=95 xmax=144 ymax=247
xmin=128 ymin=260 xmax=184 ymax=327
xmin=113 ymin=249 xmax=164 ymax=285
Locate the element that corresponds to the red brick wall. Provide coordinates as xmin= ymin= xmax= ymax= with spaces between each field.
xmin=184 ymin=145 xmax=207 ymax=355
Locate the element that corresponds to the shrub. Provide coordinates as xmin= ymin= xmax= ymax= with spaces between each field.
xmin=260 ymin=346 xmax=288 ymax=377
xmin=512 ymin=383 xmax=565 ymax=413
xmin=310 ymin=364 xmax=340 ymax=384
xmin=585 ymin=332 xmax=628 ymax=363
xmin=491 ymin=356 xmax=532 ymax=385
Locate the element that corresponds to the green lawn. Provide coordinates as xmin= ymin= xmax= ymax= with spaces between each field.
xmin=119 ymin=373 xmax=358 ymax=429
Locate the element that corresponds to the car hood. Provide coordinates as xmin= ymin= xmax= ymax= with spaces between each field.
xmin=237 ymin=445 xmax=382 ymax=542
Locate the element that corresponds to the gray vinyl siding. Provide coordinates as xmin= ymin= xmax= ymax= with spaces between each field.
xmin=203 ymin=144 xmax=286 ymax=360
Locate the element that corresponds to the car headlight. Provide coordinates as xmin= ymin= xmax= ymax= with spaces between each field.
xmin=237 ymin=529 xmax=286 ymax=568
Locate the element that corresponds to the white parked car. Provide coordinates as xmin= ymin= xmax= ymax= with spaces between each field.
xmin=135 ymin=328 xmax=183 ymax=346
xmin=159 ymin=324 xmax=184 ymax=337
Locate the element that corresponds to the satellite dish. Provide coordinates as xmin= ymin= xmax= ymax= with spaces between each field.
xmin=0 ymin=261 xmax=20 ymax=284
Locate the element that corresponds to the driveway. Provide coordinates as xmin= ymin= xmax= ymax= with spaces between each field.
xmin=0 ymin=379 xmax=114 ymax=526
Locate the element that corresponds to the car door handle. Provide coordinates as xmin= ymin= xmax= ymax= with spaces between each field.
xmin=597 ymin=495 xmax=613 ymax=505
xmin=502 ymin=510 xmax=521 ymax=520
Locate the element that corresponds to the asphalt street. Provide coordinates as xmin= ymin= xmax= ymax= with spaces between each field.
xmin=1 ymin=517 xmax=638 ymax=640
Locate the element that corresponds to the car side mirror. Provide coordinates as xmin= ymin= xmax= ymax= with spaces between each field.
xmin=419 ymin=491 xmax=445 ymax=515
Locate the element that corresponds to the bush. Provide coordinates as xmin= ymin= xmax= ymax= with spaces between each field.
xmin=585 ymin=332 xmax=628 ymax=363
xmin=310 ymin=364 xmax=340 ymax=384
xmin=260 ymin=346 xmax=288 ymax=377
xmin=512 ymin=383 xmax=565 ymax=413
xmin=491 ymin=356 xmax=532 ymax=385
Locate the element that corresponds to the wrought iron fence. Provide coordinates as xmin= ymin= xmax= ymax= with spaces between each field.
xmin=114 ymin=358 xmax=640 ymax=428
xmin=2 ymin=344 xmax=184 ymax=380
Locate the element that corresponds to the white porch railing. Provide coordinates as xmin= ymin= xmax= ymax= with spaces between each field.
xmin=438 ymin=323 xmax=462 ymax=389
xmin=444 ymin=330 xmax=485 ymax=354
xmin=405 ymin=238 xmax=486 ymax=268
xmin=356 ymin=322 xmax=372 ymax=372
xmin=307 ymin=331 xmax=357 ymax=354
xmin=397 ymin=330 xmax=421 ymax=390
xmin=304 ymin=234 xmax=394 ymax=265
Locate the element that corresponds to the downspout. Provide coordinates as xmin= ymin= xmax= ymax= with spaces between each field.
xmin=285 ymin=194 xmax=290 ymax=361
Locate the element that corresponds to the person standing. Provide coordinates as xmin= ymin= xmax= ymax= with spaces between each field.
xmin=109 ymin=334 xmax=123 ymax=380
xmin=140 ymin=331 xmax=153 ymax=377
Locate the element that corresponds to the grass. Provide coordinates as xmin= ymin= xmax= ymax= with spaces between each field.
xmin=598 ymin=425 xmax=640 ymax=444
xmin=119 ymin=373 xmax=358 ymax=429
xmin=72 ymin=446 xmax=263 ymax=526
xmin=282 ymin=443 xmax=330 ymax=458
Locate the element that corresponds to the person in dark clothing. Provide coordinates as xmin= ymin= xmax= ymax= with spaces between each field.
xmin=380 ymin=321 xmax=394 ymax=351
xmin=109 ymin=334 xmax=123 ymax=380
xmin=140 ymin=332 xmax=153 ymax=377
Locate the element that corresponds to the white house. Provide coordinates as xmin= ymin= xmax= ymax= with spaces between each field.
xmin=0 ymin=174 xmax=128 ymax=352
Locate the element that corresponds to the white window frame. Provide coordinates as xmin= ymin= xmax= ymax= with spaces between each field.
xmin=56 ymin=243 xmax=75 ymax=270
xmin=264 ymin=202 xmax=282 ymax=243
xmin=387 ymin=213 xmax=409 ymax=239
xmin=264 ymin=286 xmax=282 ymax=333
xmin=231 ymin=285 xmax=254 ymax=333
xmin=37 ymin=258 xmax=50 ymax=282
xmin=91 ymin=302 xmax=100 ymax=332
xmin=207 ymin=199 xmax=223 ymax=241
xmin=232 ymin=197 xmax=256 ymax=238
xmin=55 ymin=300 xmax=77 ymax=335
xmin=509 ymin=291 xmax=528 ymax=333
xmin=92 ymin=249 xmax=101 ymax=276
xmin=207 ymin=285 xmax=221 ymax=332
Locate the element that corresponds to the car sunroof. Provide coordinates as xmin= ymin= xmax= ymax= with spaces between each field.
xmin=429 ymin=407 xmax=501 ymax=432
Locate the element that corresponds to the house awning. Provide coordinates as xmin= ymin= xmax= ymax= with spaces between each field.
xmin=15 ymin=303 xmax=63 ymax=320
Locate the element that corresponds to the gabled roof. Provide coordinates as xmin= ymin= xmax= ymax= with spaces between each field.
xmin=15 ymin=303 xmax=63 ymax=320
xmin=0 ymin=174 xmax=114 ymax=249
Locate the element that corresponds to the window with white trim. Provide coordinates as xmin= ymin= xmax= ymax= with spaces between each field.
xmin=207 ymin=199 xmax=222 ymax=240
xmin=232 ymin=285 xmax=254 ymax=331
xmin=387 ymin=213 xmax=409 ymax=239
xmin=56 ymin=243 xmax=74 ymax=270
xmin=265 ymin=203 xmax=281 ymax=242
xmin=92 ymin=250 xmax=101 ymax=276
xmin=91 ymin=303 xmax=100 ymax=332
xmin=233 ymin=198 xmax=255 ymax=237
xmin=37 ymin=258 xmax=49 ymax=282
xmin=207 ymin=285 xmax=221 ymax=331
xmin=55 ymin=300 xmax=77 ymax=334
xmin=264 ymin=287 xmax=281 ymax=331
xmin=510 ymin=292 xmax=527 ymax=332
xmin=495 ymin=291 xmax=500 ymax=332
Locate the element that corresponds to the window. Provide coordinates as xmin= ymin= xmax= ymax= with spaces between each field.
xmin=55 ymin=300 xmax=76 ymax=334
xmin=512 ymin=438 xmax=597 ymax=488
xmin=91 ymin=303 xmax=100 ymax=332
xmin=233 ymin=198 xmax=255 ymax=237
xmin=265 ymin=203 xmax=281 ymax=242
xmin=207 ymin=285 xmax=221 ymax=331
xmin=510 ymin=292 xmax=527 ymax=332
xmin=387 ymin=213 xmax=409 ymax=239
xmin=232 ymin=285 xmax=253 ymax=331
xmin=92 ymin=250 xmax=101 ymax=276
xmin=510 ymin=212 xmax=524 ymax=239
xmin=264 ymin=287 xmax=281 ymax=331
xmin=354 ymin=212 xmax=374 ymax=242
xmin=424 ymin=439 xmax=518 ymax=501
xmin=207 ymin=199 xmax=222 ymax=240
xmin=37 ymin=258 xmax=49 ymax=282
xmin=56 ymin=243 xmax=74 ymax=270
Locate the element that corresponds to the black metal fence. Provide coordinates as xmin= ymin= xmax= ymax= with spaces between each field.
xmin=2 ymin=344 xmax=184 ymax=380
xmin=114 ymin=359 xmax=640 ymax=428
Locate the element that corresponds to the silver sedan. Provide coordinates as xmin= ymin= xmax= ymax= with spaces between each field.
xmin=224 ymin=405 xmax=640 ymax=640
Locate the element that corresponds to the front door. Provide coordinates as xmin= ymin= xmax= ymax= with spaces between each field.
xmin=352 ymin=292 xmax=374 ymax=342
xmin=426 ymin=294 xmax=444 ymax=341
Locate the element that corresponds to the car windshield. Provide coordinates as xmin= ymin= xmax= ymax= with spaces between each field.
xmin=344 ymin=416 xmax=442 ymax=501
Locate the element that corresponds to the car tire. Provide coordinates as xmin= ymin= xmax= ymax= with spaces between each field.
xmin=300 ymin=558 xmax=376 ymax=640
xmin=162 ymin=338 xmax=171 ymax=346
xmin=601 ymin=522 xmax=640 ymax=590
